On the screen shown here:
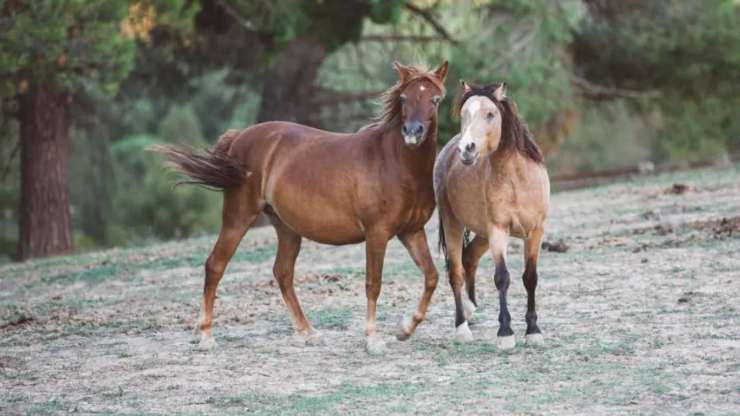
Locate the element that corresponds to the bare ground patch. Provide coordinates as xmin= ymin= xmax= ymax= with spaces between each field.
xmin=1 ymin=165 xmax=739 ymax=415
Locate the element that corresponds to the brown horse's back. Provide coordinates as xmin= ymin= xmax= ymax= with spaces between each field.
xmin=227 ymin=121 xmax=434 ymax=245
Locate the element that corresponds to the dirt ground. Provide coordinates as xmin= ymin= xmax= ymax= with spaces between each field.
xmin=1 ymin=165 xmax=739 ymax=415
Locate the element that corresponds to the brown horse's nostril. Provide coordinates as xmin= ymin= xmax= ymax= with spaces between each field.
xmin=465 ymin=142 xmax=475 ymax=152
xmin=403 ymin=121 xmax=424 ymax=137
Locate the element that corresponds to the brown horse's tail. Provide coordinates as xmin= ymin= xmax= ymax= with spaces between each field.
xmin=152 ymin=132 xmax=249 ymax=191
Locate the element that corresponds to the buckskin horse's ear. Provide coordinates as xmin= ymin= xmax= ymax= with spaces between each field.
xmin=460 ymin=80 xmax=472 ymax=94
xmin=493 ymin=82 xmax=507 ymax=100
xmin=434 ymin=61 xmax=449 ymax=82
xmin=393 ymin=61 xmax=413 ymax=82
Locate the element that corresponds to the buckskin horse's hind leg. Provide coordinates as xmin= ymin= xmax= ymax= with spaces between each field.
xmin=523 ymin=227 xmax=545 ymax=346
xmin=196 ymin=186 xmax=260 ymax=349
xmin=271 ymin=220 xmax=321 ymax=345
xmin=395 ymin=229 xmax=439 ymax=341
xmin=442 ymin=214 xmax=473 ymax=343
xmin=461 ymin=234 xmax=489 ymax=321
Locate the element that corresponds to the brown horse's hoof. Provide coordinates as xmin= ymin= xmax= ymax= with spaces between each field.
xmin=294 ymin=329 xmax=324 ymax=346
xmin=365 ymin=334 xmax=387 ymax=355
xmin=195 ymin=334 xmax=217 ymax=350
xmin=395 ymin=317 xmax=414 ymax=341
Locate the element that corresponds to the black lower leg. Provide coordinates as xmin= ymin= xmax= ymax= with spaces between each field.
xmin=494 ymin=262 xmax=513 ymax=337
xmin=523 ymin=260 xmax=541 ymax=335
xmin=465 ymin=279 xmax=477 ymax=307
xmin=453 ymin=289 xmax=466 ymax=327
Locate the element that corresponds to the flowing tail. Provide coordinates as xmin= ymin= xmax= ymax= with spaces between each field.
xmin=153 ymin=143 xmax=249 ymax=191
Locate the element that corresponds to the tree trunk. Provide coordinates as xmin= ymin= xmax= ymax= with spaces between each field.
xmin=257 ymin=37 xmax=327 ymax=125
xmin=17 ymin=84 xmax=73 ymax=260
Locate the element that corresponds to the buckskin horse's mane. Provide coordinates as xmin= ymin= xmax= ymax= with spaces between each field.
xmin=361 ymin=68 xmax=446 ymax=132
xmin=453 ymin=83 xmax=544 ymax=164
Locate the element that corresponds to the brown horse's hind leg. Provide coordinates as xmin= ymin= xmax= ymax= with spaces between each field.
xmin=523 ymin=227 xmax=545 ymax=346
xmin=197 ymin=187 xmax=260 ymax=348
xmin=395 ymin=230 xmax=439 ymax=341
xmin=271 ymin=220 xmax=319 ymax=344
xmin=461 ymin=235 xmax=489 ymax=320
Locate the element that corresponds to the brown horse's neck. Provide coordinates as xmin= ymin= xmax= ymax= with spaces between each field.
xmin=379 ymin=117 xmax=438 ymax=175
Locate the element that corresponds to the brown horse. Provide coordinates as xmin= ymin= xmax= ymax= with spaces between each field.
xmin=434 ymin=82 xmax=549 ymax=350
xmin=158 ymin=61 xmax=448 ymax=354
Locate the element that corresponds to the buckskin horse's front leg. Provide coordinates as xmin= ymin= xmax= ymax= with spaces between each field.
xmin=395 ymin=229 xmax=439 ymax=341
xmin=364 ymin=230 xmax=391 ymax=355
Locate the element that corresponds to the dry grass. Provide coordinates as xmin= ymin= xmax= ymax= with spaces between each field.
xmin=1 ymin=164 xmax=739 ymax=415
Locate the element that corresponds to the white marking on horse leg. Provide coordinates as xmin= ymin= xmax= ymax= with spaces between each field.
xmin=196 ymin=332 xmax=217 ymax=350
xmin=395 ymin=316 xmax=414 ymax=341
xmin=455 ymin=321 xmax=473 ymax=343
xmin=497 ymin=334 xmax=516 ymax=350
xmin=462 ymin=296 xmax=476 ymax=321
xmin=365 ymin=334 xmax=387 ymax=355
xmin=526 ymin=333 xmax=545 ymax=346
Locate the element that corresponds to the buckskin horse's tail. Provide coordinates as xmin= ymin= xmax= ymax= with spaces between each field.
xmin=438 ymin=214 xmax=449 ymax=270
xmin=153 ymin=130 xmax=249 ymax=191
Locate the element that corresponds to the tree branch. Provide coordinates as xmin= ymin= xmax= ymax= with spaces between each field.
xmin=362 ymin=34 xmax=447 ymax=43
xmin=571 ymin=75 xmax=659 ymax=100
xmin=403 ymin=2 xmax=458 ymax=45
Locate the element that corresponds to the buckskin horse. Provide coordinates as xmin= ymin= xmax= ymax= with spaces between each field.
xmin=434 ymin=81 xmax=549 ymax=350
xmin=157 ymin=61 xmax=448 ymax=354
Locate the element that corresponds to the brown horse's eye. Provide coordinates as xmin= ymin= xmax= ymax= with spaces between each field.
xmin=400 ymin=94 xmax=407 ymax=103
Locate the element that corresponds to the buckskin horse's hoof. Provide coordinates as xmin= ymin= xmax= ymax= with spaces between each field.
xmin=526 ymin=333 xmax=545 ymax=346
xmin=395 ymin=316 xmax=414 ymax=341
xmin=455 ymin=322 xmax=474 ymax=343
xmin=497 ymin=335 xmax=516 ymax=351
xmin=365 ymin=334 xmax=387 ymax=355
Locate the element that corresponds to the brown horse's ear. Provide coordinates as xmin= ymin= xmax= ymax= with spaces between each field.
xmin=460 ymin=80 xmax=472 ymax=94
xmin=434 ymin=60 xmax=449 ymax=82
xmin=493 ymin=82 xmax=507 ymax=100
xmin=393 ymin=61 xmax=413 ymax=82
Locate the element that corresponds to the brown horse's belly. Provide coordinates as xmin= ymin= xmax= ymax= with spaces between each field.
xmin=277 ymin=208 xmax=366 ymax=245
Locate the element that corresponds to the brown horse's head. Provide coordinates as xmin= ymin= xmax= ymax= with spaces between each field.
xmin=385 ymin=61 xmax=448 ymax=147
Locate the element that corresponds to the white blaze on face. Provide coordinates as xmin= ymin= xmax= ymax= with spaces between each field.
xmin=457 ymin=96 xmax=499 ymax=157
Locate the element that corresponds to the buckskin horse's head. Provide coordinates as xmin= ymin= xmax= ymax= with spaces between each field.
xmin=393 ymin=61 xmax=448 ymax=147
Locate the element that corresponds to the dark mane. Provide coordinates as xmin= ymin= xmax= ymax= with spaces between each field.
xmin=361 ymin=67 xmax=446 ymax=132
xmin=453 ymin=83 xmax=544 ymax=164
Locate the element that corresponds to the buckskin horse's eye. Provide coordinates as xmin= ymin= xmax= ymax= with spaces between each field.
xmin=486 ymin=112 xmax=495 ymax=122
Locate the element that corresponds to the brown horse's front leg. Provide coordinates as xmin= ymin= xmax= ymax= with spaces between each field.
xmin=364 ymin=231 xmax=390 ymax=355
xmin=395 ymin=230 xmax=439 ymax=341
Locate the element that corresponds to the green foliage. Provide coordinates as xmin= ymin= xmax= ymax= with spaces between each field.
xmin=107 ymin=134 xmax=220 ymax=245
xmin=157 ymin=104 xmax=205 ymax=146
xmin=0 ymin=0 xmax=135 ymax=97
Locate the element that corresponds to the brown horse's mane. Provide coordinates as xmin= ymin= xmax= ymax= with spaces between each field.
xmin=453 ymin=83 xmax=544 ymax=164
xmin=361 ymin=67 xmax=446 ymax=132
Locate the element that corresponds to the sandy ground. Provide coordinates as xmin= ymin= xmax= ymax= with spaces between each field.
xmin=1 ymin=164 xmax=739 ymax=415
